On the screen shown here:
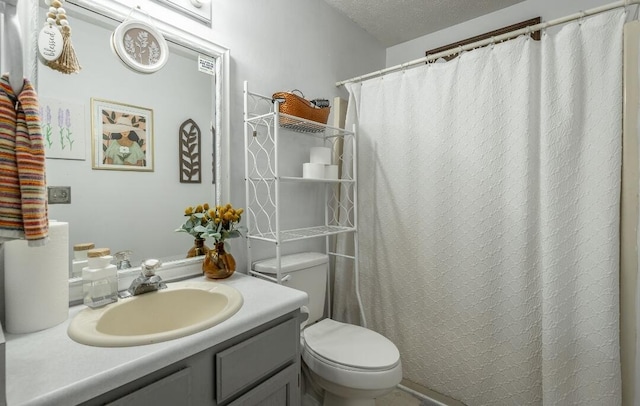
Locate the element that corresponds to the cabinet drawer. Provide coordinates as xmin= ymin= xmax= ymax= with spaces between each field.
xmin=106 ymin=367 xmax=191 ymax=406
xmin=216 ymin=318 xmax=298 ymax=403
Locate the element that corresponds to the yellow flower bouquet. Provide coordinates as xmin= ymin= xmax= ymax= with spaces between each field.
xmin=176 ymin=203 xmax=245 ymax=278
xmin=176 ymin=203 xmax=246 ymax=246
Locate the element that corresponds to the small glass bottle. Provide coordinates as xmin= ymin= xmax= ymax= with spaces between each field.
xmin=82 ymin=248 xmax=118 ymax=308
xmin=71 ymin=242 xmax=94 ymax=278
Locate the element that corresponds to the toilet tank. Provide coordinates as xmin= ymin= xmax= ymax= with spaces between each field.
xmin=252 ymin=252 xmax=328 ymax=325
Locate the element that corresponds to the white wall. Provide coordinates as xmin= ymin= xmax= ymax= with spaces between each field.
xmin=386 ymin=0 xmax=616 ymax=67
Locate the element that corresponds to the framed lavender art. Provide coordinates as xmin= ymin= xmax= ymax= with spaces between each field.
xmin=40 ymin=97 xmax=86 ymax=160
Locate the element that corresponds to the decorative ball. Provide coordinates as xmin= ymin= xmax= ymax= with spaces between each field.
xmin=44 ymin=0 xmax=52 ymax=5
xmin=57 ymin=7 xmax=65 ymax=15
xmin=46 ymin=17 xmax=56 ymax=25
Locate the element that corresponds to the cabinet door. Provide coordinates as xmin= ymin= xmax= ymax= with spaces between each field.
xmin=227 ymin=363 xmax=299 ymax=406
xmin=216 ymin=318 xmax=298 ymax=403
xmin=106 ymin=368 xmax=191 ymax=406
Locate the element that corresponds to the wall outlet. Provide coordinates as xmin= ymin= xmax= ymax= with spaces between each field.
xmin=48 ymin=186 xmax=71 ymax=204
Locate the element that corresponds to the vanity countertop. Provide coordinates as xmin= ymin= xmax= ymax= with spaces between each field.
xmin=5 ymin=272 xmax=307 ymax=406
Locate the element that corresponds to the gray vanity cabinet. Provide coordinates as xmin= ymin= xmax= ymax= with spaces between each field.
xmin=82 ymin=312 xmax=300 ymax=406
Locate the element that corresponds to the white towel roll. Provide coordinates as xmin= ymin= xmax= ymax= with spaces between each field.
xmin=310 ymin=147 xmax=332 ymax=164
xmin=303 ymin=162 xmax=325 ymax=179
xmin=324 ymin=165 xmax=338 ymax=180
xmin=4 ymin=221 xmax=70 ymax=333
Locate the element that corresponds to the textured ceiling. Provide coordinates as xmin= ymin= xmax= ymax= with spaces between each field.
xmin=322 ymin=0 xmax=526 ymax=47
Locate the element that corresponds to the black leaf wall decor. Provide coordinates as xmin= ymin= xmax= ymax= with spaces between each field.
xmin=179 ymin=119 xmax=201 ymax=183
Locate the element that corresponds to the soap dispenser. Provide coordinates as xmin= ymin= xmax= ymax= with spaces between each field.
xmin=71 ymin=242 xmax=94 ymax=278
xmin=82 ymin=248 xmax=118 ymax=308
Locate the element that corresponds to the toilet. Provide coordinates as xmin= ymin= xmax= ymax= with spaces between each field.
xmin=253 ymin=252 xmax=402 ymax=406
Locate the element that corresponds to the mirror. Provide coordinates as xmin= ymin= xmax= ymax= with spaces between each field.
xmin=33 ymin=0 xmax=229 ymax=275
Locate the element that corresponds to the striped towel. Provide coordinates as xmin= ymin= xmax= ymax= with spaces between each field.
xmin=0 ymin=75 xmax=48 ymax=246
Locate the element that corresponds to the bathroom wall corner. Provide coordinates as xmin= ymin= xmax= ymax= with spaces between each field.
xmin=0 ymin=244 xmax=5 ymax=329
xmin=0 ymin=320 xmax=5 ymax=406
xmin=621 ymin=20 xmax=640 ymax=406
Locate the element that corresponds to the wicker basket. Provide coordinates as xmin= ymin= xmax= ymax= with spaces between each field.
xmin=272 ymin=90 xmax=330 ymax=130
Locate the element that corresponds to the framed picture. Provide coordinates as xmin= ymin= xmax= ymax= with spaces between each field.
xmin=40 ymin=97 xmax=86 ymax=161
xmin=91 ymin=98 xmax=154 ymax=172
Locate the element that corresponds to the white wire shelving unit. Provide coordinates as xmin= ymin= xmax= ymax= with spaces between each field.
xmin=243 ymin=81 xmax=358 ymax=288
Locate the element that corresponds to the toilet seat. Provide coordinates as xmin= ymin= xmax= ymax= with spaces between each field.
xmin=303 ymin=319 xmax=400 ymax=370
xmin=301 ymin=319 xmax=403 ymax=391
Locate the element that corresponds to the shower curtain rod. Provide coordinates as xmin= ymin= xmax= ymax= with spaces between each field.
xmin=336 ymin=0 xmax=640 ymax=86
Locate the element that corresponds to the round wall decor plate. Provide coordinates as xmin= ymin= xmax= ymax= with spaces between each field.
xmin=112 ymin=19 xmax=169 ymax=74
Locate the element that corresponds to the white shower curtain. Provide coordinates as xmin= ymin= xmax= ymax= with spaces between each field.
xmin=337 ymin=10 xmax=623 ymax=405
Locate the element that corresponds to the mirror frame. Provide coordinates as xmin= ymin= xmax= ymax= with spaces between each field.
xmin=42 ymin=0 xmax=231 ymax=301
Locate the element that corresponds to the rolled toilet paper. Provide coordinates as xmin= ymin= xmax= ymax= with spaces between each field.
xmin=303 ymin=162 xmax=325 ymax=179
xmin=324 ymin=165 xmax=338 ymax=180
xmin=5 ymin=221 xmax=70 ymax=334
xmin=310 ymin=147 xmax=331 ymax=165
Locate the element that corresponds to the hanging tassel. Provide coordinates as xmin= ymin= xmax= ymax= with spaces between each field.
xmin=46 ymin=25 xmax=81 ymax=74
xmin=43 ymin=0 xmax=81 ymax=74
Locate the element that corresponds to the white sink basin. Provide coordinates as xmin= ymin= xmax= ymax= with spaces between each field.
xmin=68 ymin=281 xmax=243 ymax=347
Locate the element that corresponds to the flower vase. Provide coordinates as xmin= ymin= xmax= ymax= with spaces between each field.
xmin=203 ymin=242 xmax=236 ymax=279
xmin=187 ymin=238 xmax=209 ymax=258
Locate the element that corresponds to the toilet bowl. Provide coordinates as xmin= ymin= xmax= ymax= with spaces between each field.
xmin=252 ymin=252 xmax=403 ymax=406
xmin=302 ymin=318 xmax=402 ymax=405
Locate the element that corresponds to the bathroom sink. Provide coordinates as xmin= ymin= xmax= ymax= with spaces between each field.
xmin=68 ymin=281 xmax=243 ymax=347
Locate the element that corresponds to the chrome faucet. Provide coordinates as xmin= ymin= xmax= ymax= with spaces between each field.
xmin=114 ymin=250 xmax=133 ymax=270
xmin=120 ymin=259 xmax=166 ymax=298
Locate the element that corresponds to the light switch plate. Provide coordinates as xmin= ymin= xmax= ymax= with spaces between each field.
xmin=48 ymin=186 xmax=71 ymax=204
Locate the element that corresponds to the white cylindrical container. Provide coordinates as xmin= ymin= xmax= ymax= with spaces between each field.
xmin=82 ymin=248 xmax=118 ymax=308
xmin=310 ymin=147 xmax=331 ymax=164
xmin=303 ymin=162 xmax=325 ymax=179
xmin=4 ymin=221 xmax=70 ymax=334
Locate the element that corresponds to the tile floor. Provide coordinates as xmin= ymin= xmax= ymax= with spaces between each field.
xmin=303 ymin=380 xmax=462 ymax=406
xmin=376 ymin=387 xmax=424 ymax=405
xmin=377 ymin=381 xmax=467 ymax=406
xmin=304 ymin=387 xmax=425 ymax=406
